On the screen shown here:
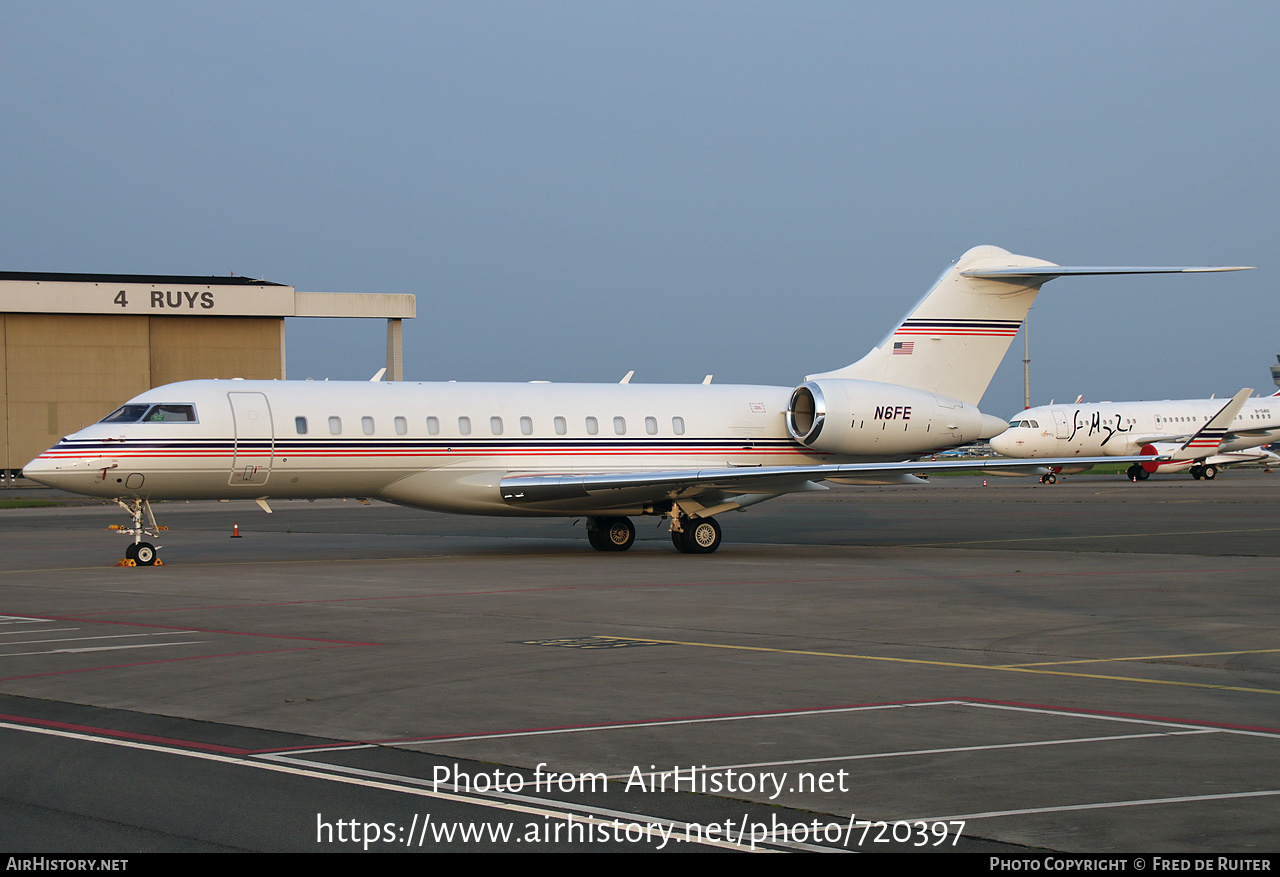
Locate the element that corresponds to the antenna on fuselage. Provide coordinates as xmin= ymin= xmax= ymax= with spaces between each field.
xmin=620 ymin=370 xmax=634 ymax=384
xmin=370 ymin=368 xmax=386 ymax=382
xmin=702 ymin=375 xmax=713 ymax=385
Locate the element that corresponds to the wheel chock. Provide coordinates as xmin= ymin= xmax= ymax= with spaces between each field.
xmin=116 ymin=558 xmax=136 ymax=567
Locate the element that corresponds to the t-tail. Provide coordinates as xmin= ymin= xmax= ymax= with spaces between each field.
xmin=808 ymin=245 xmax=1254 ymax=406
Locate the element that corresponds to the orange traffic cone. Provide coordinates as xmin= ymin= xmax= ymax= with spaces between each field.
xmin=231 ymin=523 xmax=241 ymax=538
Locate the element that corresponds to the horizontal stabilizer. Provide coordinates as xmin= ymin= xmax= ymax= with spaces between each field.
xmin=963 ymin=265 xmax=1255 ymax=279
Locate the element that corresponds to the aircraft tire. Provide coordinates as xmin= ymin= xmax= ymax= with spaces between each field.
xmin=1046 ymin=473 xmax=1057 ymax=484
xmin=125 ymin=543 xmax=139 ymax=561
xmin=134 ymin=542 xmax=158 ymax=566
xmin=594 ymin=517 xmax=635 ymax=552
xmin=674 ymin=518 xmax=721 ymax=554
xmin=586 ymin=526 xmax=607 ymax=551
xmin=1136 ymin=468 xmax=1150 ymax=480
xmin=1203 ymin=465 xmax=1217 ymax=480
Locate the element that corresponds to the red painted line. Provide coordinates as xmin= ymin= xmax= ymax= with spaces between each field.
xmin=0 ymin=711 xmax=257 ymax=755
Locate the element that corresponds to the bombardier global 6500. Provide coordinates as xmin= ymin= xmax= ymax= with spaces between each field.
xmin=23 ymin=246 xmax=1250 ymax=563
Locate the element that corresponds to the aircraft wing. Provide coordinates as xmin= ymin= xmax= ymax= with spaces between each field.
xmin=499 ymin=455 xmax=1162 ymax=509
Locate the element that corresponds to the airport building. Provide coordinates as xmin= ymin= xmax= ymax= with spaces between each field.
xmin=0 ymin=272 xmax=414 ymax=473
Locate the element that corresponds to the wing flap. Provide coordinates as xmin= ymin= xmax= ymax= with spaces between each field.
xmin=499 ymin=455 xmax=1166 ymax=508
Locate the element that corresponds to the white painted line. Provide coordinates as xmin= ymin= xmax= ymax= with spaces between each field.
xmin=0 ymin=631 xmax=195 ymax=647
xmin=0 ymin=628 xmax=78 ymax=636
xmin=400 ymin=701 xmax=963 ymax=745
xmin=0 ymin=722 xmax=784 ymax=852
xmin=0 ymin=617 xmax=48 ymax=624
xmin=604 ymin=729 xmax=1217 ymax=780
xmin=260 ymin=752 xmax=840 ymax=852
xmin=0 ymin=641 xmax=208 ymax=657
xmin=962 ymin=700 xmax=1280 ymax=739
xmin=915 ymin=789 xmax=1280 ymax=823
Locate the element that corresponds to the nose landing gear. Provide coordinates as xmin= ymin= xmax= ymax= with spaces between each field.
xmin=112 ymin=498 xmax=165 ymax=566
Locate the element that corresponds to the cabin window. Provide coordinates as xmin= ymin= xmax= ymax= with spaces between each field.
xmin=329 ymin=416 xmax=342 ymax=435
xmin=458 ymin=416 xmax=472 ymax=435
xmin=362 ymin=416 xmax=375 ymax=435
xmin=554 ymin=416 xmax=567 ymax=436
xmin=489 ymin=416 xmax=503 ymax=435
xmin=394 ymin=416 xmax=407 ymax=435
xmin=645 ymin=416 xmax=658 ymax=435
xmin=520 ymin=416 xmax=533 ymax=435
xmin=672 ymin=416 xmax=685 ymax=435
xmin=585 ymin=416 xmax=598 ymax=435
xmin=613 ymin=416 xmax=626 ymax=435
xmin=295 ymin=417 xmax=308 ymax=435
xmin=427 ymin=416 xmax=440 ymax=435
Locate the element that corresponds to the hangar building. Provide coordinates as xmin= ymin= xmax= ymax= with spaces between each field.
xmin=0 ymin=271 xmax=415 ymax=473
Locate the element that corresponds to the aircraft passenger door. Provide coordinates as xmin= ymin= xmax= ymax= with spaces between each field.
xmin=1051 ymin=409 xmax=1072 ymax=439
xmin=228 ymin=392 xmax=274 ymax=486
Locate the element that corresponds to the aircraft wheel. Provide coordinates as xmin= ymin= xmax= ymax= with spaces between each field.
xmin=1203 ymin=465 xmax=1217 ymax=480
xmin=1190 ymin=467 xmax=1203 ymax=480
xmin=1126 ymin=465 xmax=1141 ymax=482
xmin=133 ymin=542 xmax=158 ymax=566
xmin=586 ymin=526 xmax=607 ymax=551
xmin=589 ymin=517 xmax=635 ymax=552
xmin=674 ymin=518 xmax=722 ymax=554
xmin=1136 ymin=468 xmax=1150 ymax=481
xmin=1046 ymin=473 xmax=1057 ymax=484
xmin=125 ymin=543 xmax=139 ymax=561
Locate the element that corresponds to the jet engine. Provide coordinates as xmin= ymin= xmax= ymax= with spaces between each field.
xmin=785 ymin=379 xmax=1007 ymax=457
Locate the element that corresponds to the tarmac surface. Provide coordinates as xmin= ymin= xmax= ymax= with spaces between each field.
xmin=1 ymin=470 xmax=1277 ymax=852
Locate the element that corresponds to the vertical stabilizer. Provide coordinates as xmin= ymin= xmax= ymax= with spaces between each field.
xmin=807 ymin=246 xmax=1053 ymax=405
xmin=807 ymin=247 xmax=1253 ymax=406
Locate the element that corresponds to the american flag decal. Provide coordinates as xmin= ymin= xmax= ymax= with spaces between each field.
xmin=893 ymin=341 xmax=915 ymax=355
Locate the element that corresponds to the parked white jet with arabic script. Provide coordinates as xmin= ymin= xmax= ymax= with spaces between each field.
xmin=991 ymin=388 xmax=1280 ymax=481
xmin=24 ymin=246 xmax=1249 ymax=563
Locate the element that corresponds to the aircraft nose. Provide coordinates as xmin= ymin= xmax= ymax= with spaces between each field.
xmin=989 ymin=431 xmax=1018 ymax=456
xmin=22 ymin=454 xmax=68 ymax=489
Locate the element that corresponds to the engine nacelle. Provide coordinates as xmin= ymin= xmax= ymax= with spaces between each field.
xmin=786 ymin=379 xmax=1007 ymax=457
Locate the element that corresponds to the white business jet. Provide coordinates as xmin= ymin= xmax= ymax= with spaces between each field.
xmin=23 ymin=246 xmax=1249 ymax=563
xmin=991 ymin=388 xmax=1280 ymax=481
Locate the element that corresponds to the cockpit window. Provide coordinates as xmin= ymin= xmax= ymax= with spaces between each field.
xmin=145 ymin=405 xmax=197 ymax=422
xmin=101 ymin=404 xmax=150 ymax=424
xmin=98 ymin=404 xmax=197 ymax=424
xmin=1009 ymin=420 xmax=1025 ymax=428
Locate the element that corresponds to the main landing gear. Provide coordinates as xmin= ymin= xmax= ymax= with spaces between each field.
xmin=584 ymin=513 xmax=724 ymax=554
xmin=112 ymin=498 xmax=166 ymax=566
xmin=586 ymin=516 xmax=636 ymax=552
xmin=1126 ymin=464 xmax=1151 ymax=482
xmin=1039 ymin=472 xmax=1057 ymax=484
xmin=1190 ymin=464 xmax=1218 ymax=480
xmin=670 ymin=516 xmax=722 ymax=554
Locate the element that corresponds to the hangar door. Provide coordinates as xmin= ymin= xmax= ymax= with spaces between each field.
xmin=228 ymin=392 xmax=274 ymax=486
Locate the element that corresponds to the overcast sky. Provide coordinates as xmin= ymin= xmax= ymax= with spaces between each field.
xmin=3 ymin=2 xmax=1276 ymax=417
